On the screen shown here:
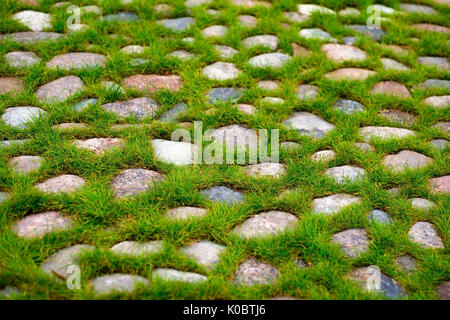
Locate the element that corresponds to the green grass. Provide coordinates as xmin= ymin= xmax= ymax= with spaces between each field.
xmin=0 ymin=0 xmax=449 ymax=300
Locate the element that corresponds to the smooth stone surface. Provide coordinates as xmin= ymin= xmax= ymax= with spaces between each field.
xmin=417 ymin=79 xmax=450 ymax=90
xmin=2 ymin=107 xmax=46 ymax=129
xmin=4 ymin=51 xmax=41 ymax=68
xmin=296 ymin=84 xmax=319 ymax=100
xmin=202 ymin=62 xmax=241 ymax=81
xmin=283 ymin=112 xmax=335 ymax=138
xmin=36 ymin=76 xmax=84 ymax=104
xmin=0 ymin=77 xmax=25 ymax=96
xmin=52 ymin=123 xmax=89 ymax=131
xmin=332 ymin=229 xmax=369 ymax=258
xmin=354 ymin=142 xmax=374 ymax=152
xmin=164 ymin=206 xmax=207 ymax=220
xmin=9 ymin=155 xmax=43 ymax=174
xmin=411 ymin=23 xmax=450 ymax=34
xmin=123 ymin=75 xmax=183 ymax=93
xmin=325 ymin=165 xmax=366 ymax=184
xmin=359 ymin=126 xmax=416 ymax=142
xmin=242 ymin=163 xmax=286 ymax=178
xmin=0 ymin=192 xmax=10 ymax=204
xmin=257 ymin=80 xmax=279 ymax=91
xmin=0 ymin=32 xmax=63 ymax=44
xmin=103 ymin=12 xmax=139 ymax=22
xmin=12 ymin=10 xmax=51 ymax=31
xmin=207 ymin=124 xmax=257 ymax=147
xmin=311 ymin=150 xmax=336 ymax=162
xmin=395 ymin=255 xmax=417 ymax=273
xmin=0 ymin=140 xmax=28 ymax=148
xmin=339 ymin=8 xmax=360 ymax=16
xmin=73 ymin=138 xmax=124 ymax=155
xmin=201 ymin=186 xmax=244 ymax=205
xmin=423 ymin=96 xmax=450 ymax=109
xmin=237 ymin=104 xmax=256 ymax=115
xmin=36 ymin=174 xmax=85 ymax=193
xmin=202 ymin=25 xmax=228 ymax=38
xmin=368 ymin=209 xmax=393 ymax=225
xmin=400 ymin=4 xmax=437 ymax=15
xmin=324 ymin=68 xmax=376 ymax=81
xmin=169 ymin=50 xmax=195 ymax=60
xmin=261 ymin=97 xmax=284 ymax=104
xmin=291 ymin=43 xmax=310 ymax=57
xmin=248 ymin=53 xmax=291 ymax=68
xmin=322 ymin=44 xmax=367 ymax=62
xmin=101 ymin=97 xmax=159 ymax=119
xmin=349 ymin=266 xmax=406 ymax=299
xmin=371 ymin=81 xmax=411 ymax=98
xmin=237 ymin=15 xmax=257 ymax=28
xmin=72 ymin=98 xmax=98 ymax=112
xmin=433 ymin=122 xmax=450 ymax=134
xmin=242 ymin=35 xmax=278 ymax=50
xmin=185 ymin=0 xmax=212 ymax=7
xmin=233 ymin=258 xmax=279 ymax=286
xmin=91 ymin=274 xmax=149 ymax=295
xmin=232 ymin=211 xmax=299 ymax=239
xmin=152 ymin=269 xmax=207 ymax=283
xmin=418 ymin=57 xmax=449 ymax=71
xmin=206 ymin=87 xmax=243 ymax=103
xmin=382 ymin=150 xmax=432 ymax=172
xmin=299 ymin=28 xmax=337 ymax=42
xmin=120 ymin=45 xmax=145 ymax=55
xmin=159 ymin=17 xmax=195 ymax=31
xmin=159 ymin=103 xmax=188 ymax=122
xmin=408 ymin=222 xmax=444 ymax=249
xmin=378 ymin=110 xmax=416 ymax=126
xmin=12 ymin=211 xmax=72 ymax=239
xmin=333 ymin=99 xmax=364 ymax=114
xmin=0 ymin=286 xmax=20 ymax=298
xmin=347 ymin=25 xmax=386 ymax=41
xmin=41 ymin=244 xmax=93 ymax=279
xmin=46 ymin=53 xmax=106 ymax=70
xmin=437 ymin=282 xmax=450 ymax=300
xmin=111 ymin=169 xmax=164 ymax=198
xmin=152 ymin=139 xmax=200 ymax=166
xmin=297 ymin=4 xmax=336 ymax=16
xmin=110 ymin=241 xmax=163 ymax=257
xmin=214 ymin=45 xmax=238 ymax=59
xmin=429 ymin=176 xmax=450 ymax=194
xmin=284 ymin=12 xmax=309 ymax=23
xmin=182 ymin=240 xmax=225 ymax=270
xmin=430 ymin=139 xmax=448 ymax=151
xmin=312 ymin=194 xmax=361 ymax=215
xmin=381 ymin=58 xmax=410 ymax=71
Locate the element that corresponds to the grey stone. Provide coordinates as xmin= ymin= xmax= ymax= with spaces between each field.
xmin=185 ymin=0 xmax=212 ymax=7
xmin=152 ymin=269 xmax=207 ymax=283
xmin=371 ymin=81 xmax=411 ymax=98
xmin=408 ymin=222 xmax=444 ymax=248
xmin=237 ymin=15 xmax=257 ymax=28
xmin=347 ymin=25 xmax=386 ymax=41
xmin=311 ymin=150 xmax=336 ymax=162
xmin=72 ymin=98 xmax=98 ymax=112
xmin=354 ymin=143 xmax=374 ymax=152
xmin=424 ymin=96 xmax=450 ymax=109
xmin=159 ymin=17 xmax=195 ymax=32
xmin=91 ymin=274 xmax=149 ymax=295
xmin=418 ymin=57 xmax=449 ymax=71
xmin=0 ymin=286 xmax=21 ymax=298
xmin=297 ymin=4 xmax=336 ymax=16
xmin=0 ymin=140 xmax=28 ymax=148
xmin=159 ymin=103 xmax=188 ymax=122
xmin=232 ymin=211 xmax=299 ymax=239
xmin=46 ymin=53 xmax=106 ymax=70
xmin=36 ymin=174 xmax=85 ymax=193
xmin=242 ymin=35 xmax=278 ymax=50
xmin=101 ymin=97 xmax=159 ymax=119
xmin=325 ymin=165 xmax=366 ymax=184
xmin=111 ymin=169 xmax=164 ymax=198
xmin=152 ymin=139 xmax=200 ymax=166
xmin=261 ymin=97 xmax=284 ymax=104
xmin=400 ymin=4 xmax=437 ymax=15
xmin=437 ymin=282 xmax=450 ymax=300
xmin=214 ymin=45 xmax=238 ymax=59
xmin=417 ymin=79 xmax=450 ymax=90
xmin=333 ymin=99 xmax=364 ymax=114
xmin=283 ymin=112 xmax=335 ymax=138
xmin=0 ymin=32 xmax=63 ymax=44
xmin=343 ymin=37 xmax=358 ymax=45
xmin=182 ymin=240 xmax=225 ymax=271
xmin=201 ymin=186 xmax=244 ymax=205
xmin=0 ymin=77 xmax=25 ymax=96
xmin=110 ymin=241 xmax=163 ymax=257
xmin=164 ymin=206 xmax=207 ymax=220
xmin=382 ymin=150 xmax=432 ymax=172
xmin=339 ymin=8 xmax=360 ymax=16
xmin=349 ymin=266 xmax=406 ymax=299
xmin=381 ymin=58 xmax=410 ymax=71
xmin=378 ymin=109 xmax=416 ymax=126
xmin=433 ymin=122 xmax=450 ymax=134
xmin=322 ymin=44 xmax=367 ymax=62
xmin=169 ymin=50 xmax=195 ymax=60
xmin=41 ymin=244 xmax=93 ymax=279
xmin=120 ymin=45 xmax=145 ymax=55
xmin=52 ymin=123 xmax=89 ymax=131
xmin=202 ymin=25 xmax=228 ymax=38
xmin=12 ymin=211 xmax=72 ymax=239
xmin=12 ymin=10 xmax=52 ymax=31
xmin=103 ymin=12 xmax=139 ymax=22
xmin=332 ymin=228 xmax=369 ymax=258
xmin=73 ymin=138 xmax=124 ymax=156
xmin=2 ymin=107 xmax=46 ymax=129
xmin=4 ymin=51 xmax=40 ymax=68
xmin=202 ymin=62 xmax=241 ymax=81
xmin=233 ymin=258 xmax=279 ymax=286
xmin=154 ymin=4 xmax=173 ymax=16
xmin=284 ymin=12 xmax=309 ymax=23
xmin=429 ymin=175 xmax=450 ymax=194
xmin=248 ymin=53 xmax=291 ymax=68
xmin=368 ymin=209 xmax=393 ymax=225
xmin=237 ymin=104 xmax=256 ymax=115
xmin=324 ymin=68 xmax=376 ymax=81
xmin=296 ymin=84 xmax=319 ymax=100
xmin=257 ymin=80 xmax=279 ymax=91
xmin=207 ymin=124 xmax=257 ymax=147
xmin=207 ymin=87 xmax=243 ymax=103
xmin=359 ymin=126 xmax=416 ymax=142
xmin=395 ymin=255 xmax=417 ymax=273
xmin=9 ymin=155 xmax=43 ymax=174
xmin=0 ymin=192 xmax=10 ymax=204
xmin=36 ymin=76 xmax=84 ymax=104
xmin=299 ymin=28 xmax=337 ymax=42
xmin=430 ymin=139 xmax=448 ymax=151
xmin=243 ymin=163 xmax=286 ymax=178
xmin=312 ymin=194 xmax=361 ymax=215
xmin=410 ymin=198 xmax=436 ymax=211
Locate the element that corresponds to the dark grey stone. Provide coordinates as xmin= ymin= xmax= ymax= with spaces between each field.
xmin=206 ymin=87 xmax=243 ymax=103
xmin=73 ymin=98 xmax=98 ymax=112
xmin=347 ymin=25 xmax=386 ymax=42
xmin=201 ymin=186 xmax=244 ymax=205
xmin=159 ymin=103 xmax=188 ymax=122
xmin=368 ymin=209 xmax=393 ymax=225
xmin=103 ymin=12 xmax=139 ymax=22
xmin=333 ymin=99 xmax=364 ymax=114
xmin=159 ymin=17 xmax=195 ymax=32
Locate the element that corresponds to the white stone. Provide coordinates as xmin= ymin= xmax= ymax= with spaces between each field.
xmin=152 ymin=139 xmax=200 ymax=165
